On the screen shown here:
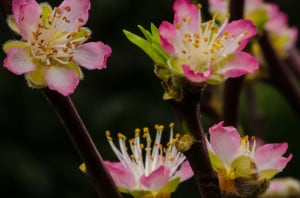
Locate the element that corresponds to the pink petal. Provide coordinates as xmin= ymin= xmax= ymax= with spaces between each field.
xmin=3 ymin=47 xmax=35 ymax=75
xmin=12 ymin=0 xmax=41 ymax=39
xmin=208 ymin=0 xmax=227 ymax=15
xmin=158 ymin=21 xmax=177 ymax=55
xmin=254 ymin=143 xmax=291 ymax=171
xmin=182 ymin=64 xmax=212 ymax=83
xmin=104 ymin=161 xmax=136 ymax=189
xmin=140 ymin=166 xmax=170 ymax=191
xmin=45 ymin=67 xmax=79 ymax=96
xmin=73 ymin=42 xmax=112 ymax=70
xmin=276 ymin=154 xmax=293 ymax=170
xmin=173 ymin=0 xmax=200 ymax=33
xmin=58 ymin=0 xmax=90 ymax=31
xmin=175 ymin=161 xmax=193 ymax=182
xmin=219 ymin=52 xmax=259 ymax=78
xmin=209 ymin=121 xmax=241 ymax=165
xmin=287 ymin=27 xmax=298 ymax=49
xmin=245 ymin=0 xmax=264 ymax=12
xmin=222 ymin=20 xmax=257 ymax=51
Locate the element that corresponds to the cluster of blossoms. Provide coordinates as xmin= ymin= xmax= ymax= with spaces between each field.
xmin=206 ymin=122 xmax=292 ymax=197
xmin=125 ymin=0 xmax=259 ymax=100
xmin=208 ymin=0 xmax=298 ymax=58
xmin=102 ymin=124 xmax=193 ymax=197
xmin=1 ymin=0 xmax=296 ymax=197
xmin=3 ymin=0 xmax=111 ymax=96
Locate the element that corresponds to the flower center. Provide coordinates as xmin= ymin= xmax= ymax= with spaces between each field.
xmin=106 ymin=123 xmax=186 ymax=181
xmin=176 ymin=11 xmax=248 ymax=73
xmin=28 ymin=6 xmax=90 ymax=66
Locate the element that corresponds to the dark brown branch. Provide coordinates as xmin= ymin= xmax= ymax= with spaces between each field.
xmin=168 ymin=93 xmax=221 ymax=198
xmin=258 ymin=31 xmax=300 ymax=116
xmin=222 ymin=0 xmax=245 ymax=127
xmin=244 ymin=82 xmax=265 ymax=137
xmin=43 ymin=89 xmax=121 ymax=198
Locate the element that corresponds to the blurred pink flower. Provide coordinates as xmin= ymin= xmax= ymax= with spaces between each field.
xmin=206 ymin=121 xmax=292 ymax=197
xmin=259 ymin=177 xmax=300 ymax=198
xmin=208 ymin=0 xmax=298 ymax=57
xmin=158 ymin=0 xmax=258 ymax=84
xmin=104 ymin=124 xmax=193 ymax=197
xmin=3 ymin=0 xmax=111 ymax=96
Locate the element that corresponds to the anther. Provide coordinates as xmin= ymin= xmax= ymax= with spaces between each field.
xmin=65 ymin=6 xmax=71 ymax=12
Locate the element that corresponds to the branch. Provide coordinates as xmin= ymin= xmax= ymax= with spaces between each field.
xmin=221 ymin=0 xmax=245 ymax=127
xmin=258 ymin=31 xmax=300 ymax=116
xmin=168 ymin=93 xmax=221 ymax=198
xmin=43 ymin=89 xmax=121 ymax=198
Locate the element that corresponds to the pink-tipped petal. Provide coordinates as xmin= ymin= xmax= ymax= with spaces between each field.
xmin=73 ymin=42 xmax=112 ymax=70
xmin=223 ymin=20 xmax=257 ymax=51
xmin=140 ymin=166 xmax=170 ymax=191
xmin=175 ymin=161 xmax=193 ymax=182
xmin=58 ymin=0 xmax=90 ymax=31
xmin=209 ymin=121 xmax=241 ymax=165
xmin=12 ymin=0 xmax=41 ymax=39
xmin=173 ymin=0 xmax=200 ymax=32
xmin=182 ymin=64 xmax=212 ymax=83
xmin=254 ymin=143 xmax=290 ymax=170
xmin=220 ymin=52 xmax=259 ymax=78
xmin=276 ymin=154 xmax=293 ymax=170
xmin=45 ymin=67 xmax=79 ymax=96
xmin=159 ymin=21 xmax=177 ymax=55
xmin=104 ymin=161 xmax=136 ymax=189
xmin=266 ymin=12 xmax=288 ymax=33
xmin=208 ymin=0 xmax=227 ymax=15
xmin=3 ymin=47 xmax=35 ymax=75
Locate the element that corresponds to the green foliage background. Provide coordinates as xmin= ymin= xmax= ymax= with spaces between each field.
xmin=0 ymin=0 xmax=299 ymax=197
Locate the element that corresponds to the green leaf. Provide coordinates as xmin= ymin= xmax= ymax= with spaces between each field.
xmin=123 ymin=29 xmax=166 ymax=66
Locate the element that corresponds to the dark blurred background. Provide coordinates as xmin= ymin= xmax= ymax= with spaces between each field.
xmin=0 ymin=0 xmax=299 ymax=197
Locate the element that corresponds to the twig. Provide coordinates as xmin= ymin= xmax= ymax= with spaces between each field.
xmin=168 ymin=92 xmax=221 ymax=198
xmin=222 ymin=0 xmax=245 ymax=127
xmin=43 ymin=89 xmax=121 ymax=198
xmin=258 ymin=31 xmax=300 ymax=116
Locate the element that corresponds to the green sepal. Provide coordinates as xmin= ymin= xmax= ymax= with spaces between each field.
xmin=159 ymin=177 xmax=180 ymax=193
xmin=259 ymin=169 xmax=280 ymax=180
xmin=208 ymin=151 xmax=226 ymax=172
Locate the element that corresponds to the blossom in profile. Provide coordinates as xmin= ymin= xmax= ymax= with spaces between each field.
xmin=259 ymin=177 xmax=300 ymax=198
xmin=124 ymin=0 xmax=258 ymax=101
xmin=102 ymin=124 xmax=193 ymax=198
xmin=3 ymin=0 xmax=112 ymax=96
xmin=206 ymin=122 xmax=292 ymax=197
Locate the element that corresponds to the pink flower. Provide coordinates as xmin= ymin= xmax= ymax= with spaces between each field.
xmin=3 ymin=0 xmax=112 ymax=96
xmin=104 ymin=124 xmax=193 ymax=197
xmin=206 ymin=121 xmax=292 ymax=197
xmin=265 ymin=3 xmax=298 ymax=56
xmin=208 ymin=0 xmax=298 ymax=57
xmin=158 ymin=0 xmax=258 ymax=84
xmin=259 ymin=177 xmax=300 ymax=198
